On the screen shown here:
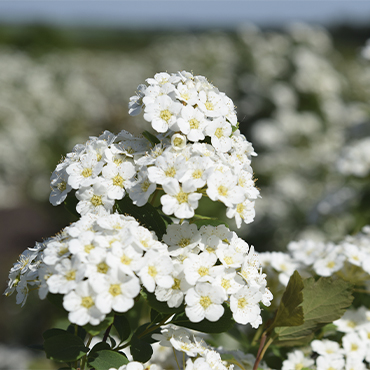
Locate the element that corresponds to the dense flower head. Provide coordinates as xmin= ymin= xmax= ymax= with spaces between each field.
xmin=49 ymin=72 xmax=260 ymax=227
xmin=5 ymin=214 xmax=271 ymax=328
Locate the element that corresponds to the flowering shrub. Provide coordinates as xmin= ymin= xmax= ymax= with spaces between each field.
xmin=3 ymin=70 xmax=365 ymax=370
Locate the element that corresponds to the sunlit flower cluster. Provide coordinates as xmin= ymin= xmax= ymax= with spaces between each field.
xmin=5 ymin=213 xmax=271 ymax=327
xmin=282 ymin=306 xmax=370 ymax=370
xmin=49 ymin=72 xmax=259 ymax=227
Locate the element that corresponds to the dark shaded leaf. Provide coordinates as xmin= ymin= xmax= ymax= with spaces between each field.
xmin=44 ymin=333 xmax=88 ymax=362
xmin=113 ymin=315 xmax=131 ymax=343
xmin=88 ymin=349 xmax=128 ymax=370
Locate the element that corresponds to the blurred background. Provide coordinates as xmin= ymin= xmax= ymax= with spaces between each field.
xmin=1 ymin=1 xmax=370 ymax=368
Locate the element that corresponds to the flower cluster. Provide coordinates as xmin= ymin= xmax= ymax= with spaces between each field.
xmin=5 ymin=213 xmax=271 ymax=327
xmin=282 ymin=306 xmax=370 ymax=370
xmin=259 ymin=226 xmax=370 ymax=293
xmin=50 ymin=71 xmax=260 ymax=227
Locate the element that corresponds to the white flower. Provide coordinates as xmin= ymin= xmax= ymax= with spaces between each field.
xmin=183 ymin=252 xmax=223 ymax=285
xmin=230 ymin=286 xmax=262 ymax=326
xmin=171 ymin=133 xmax=187 ymax=151
xmin=144 ymin=95 xmax=182 ymax=133
xmin=92 ymin=270 xmax=140 ymax=314
xmin=76 ymin=179 xmax=115 ymax=216
xmin=197 ymin=90 xmax=228 ymax=118
xmin=63 ymin=280 xmax=105 ymax=326
xmin=161 ymin=179 xmax=202 ymax=219
xmin=226 ymin=199 xmax=256 ymax=228
xmin=180 ymin=156 xmax=215 ymax=190
xmin=282 ymin=350 xmax=314 ymax=370
xmin=177 ymin=105 xmax=208 ymax=142
xmin=128 ymin=84 xmax=147 ymax=116
xmin=128 ymin=168 xmax=156 ymax=206
xmin=185 ymin=283 xmax=226 ymax=322
xmin=47 ymin=256 xmax=85 ymax=294
xmin=49 ymin=165 xmax=72 ymax=206
xmin=66 ymin=153 xmax=104 ymax=189
xmin=205 ymin=117 xmax=232 ymax=152
xmin=206 ymin=171 xmax=245 ymax=207
xmin=137 ymin=250 xmax=174 ymax=293
xmin=102 ymin=162 xmax=136 ymax=200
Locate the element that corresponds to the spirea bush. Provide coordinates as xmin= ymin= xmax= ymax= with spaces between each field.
xmin=4 ymin=71 xmax=365 ymax=370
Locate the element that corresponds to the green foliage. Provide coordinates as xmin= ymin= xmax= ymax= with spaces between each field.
xmin=191 ymin=216 xmax=229 ymax=229
xmin=141 ymin=289 xmax=184 ymax=314
xmin=84 ymin=315 xmax=114 ymax=336
xmin=47 ymin=293 xmax=66 ymax=311
xmin=142 ymin=130 xmax=160 ymax=146
xmin=87 ymin=349 xmax=128 ymax=370
xmin=274 ymin=276 xmax=353 ymax=346
xmin=113 ymin=315 xmax=131 ymax=343
xmin=117 ymin=196 xmax=167 ymax=239
xmin=172 ymin=304 xmax=234 ymax=333
xmin=63 ymin=194 xmax=79 ymax=220
xmin=271 ymin=270 xmax=304 ymax=329
xmin=43 ymin=329 xmax=89 ymax=362
xmin=130 ymin=323 xmax=158 ymax=363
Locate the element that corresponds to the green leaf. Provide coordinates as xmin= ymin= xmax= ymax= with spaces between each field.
xmin=117 ymin=196 xmax=167 ymax=239
xmin=141 ymin=289 xmax=185 ymax=314
xmin=88 ymin=349 xmax=128 ymax=370
xmin=43 ymin=328 xmax=69 ymax=340
xmin=272 ymin=270 xmax=304 ymax=329
xmin=66 ymin=324 xmax=87 ymax=341
xmin=142 ymin=130 xmax=160 ymax=145
xmin=274 ymin=276 xmax=353 ymax=346
xmin=172 ymin=304 xmax=234 ymax=333
xmin=63 ymin=192 xmax=79 ymax=220
xmin=134 ymin=323 xmax=161 ymax=344
xmin=89 ymin=342 xmax=111 ymax=354
xmin=130 ymin=334 xmax=153 ymax=363
xmin=44 ymin=332 xmax=88 ymax=362
xmin=47 ymin=293 xmax=65 ymax=311
xmin=113 ymin=315 xmax=131 ymax=343
xmin=232 ymin=122 xmax=239 ymax=133
xmin=191 ymin=218 xmax=229 ymax=229
xmin=84 ymin=315 xmax=114 ymax=336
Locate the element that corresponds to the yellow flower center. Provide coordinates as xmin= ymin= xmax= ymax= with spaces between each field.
xmin=165 ymin=167 xmax=176 ymax=177
xmin=176 ymin=190 xmax=188 ymax=204
xmin=81 ymin=296 xmax=94 ymax=309
xmin=205 ymin=101 xmax=214 ymax=111
xmin=172 ymin=278 xmax=181 ymax=290
xmin=82 ymin=168 xmax=93 ymax=178
xmin=179 ymin=238 xmax=191 ymax=248
xmin=200 ymin=296 xmax=212 ymax=309
xmin=58 ymin=247 xmax=69 ymax=257
xmin=218 ymin=185 xmax=228 ymax=197
xmin=221 ymin=278 xmax=231 ymax=290
xmin=141 ymin=180 xmax=151 ymax=192
xmin=109 ymin=284 xmax=122 ymax=297
xmin=148 ymin=266 xmax=157 ymax=277
xmin=160 ymin=109 xmax=172 ymax=122
xmin=84 ymin=244 xmax=94 ymax=253
xmin=57 ymin=181 xmax=67 ymax=192
xmin=65 ymin=270 xmax=76 ymax=281
xmin=91 ymin=195 xmax=103 ymax=207
xmin=215 ymin=127 xmax=224 ymax=139
xmin=192 ymin=169 xmax=203 ymax=179
xmin=236 ymin=203 xmax=245 ymax=215
xmin=198 ymin=266 xmax=209 ymax=277
xmin=97 ymin=262 xmax=109 ymax=274
xmin=173 ymin=137 xmax=183 ymax=147
xmin=326 ymin=261 xmax=335 ymax=269
xmin=121 ymin=255 xmax=132 ymax=265
xmin=189 ymin=118 xmax=200 ymax=129
xmin=238 ymin=297 xmax=247 ymax=309
xmin=224 ymin=256 xmax=234 ymax=265
xmin=113 ymin=174 xmax=124 ymax=187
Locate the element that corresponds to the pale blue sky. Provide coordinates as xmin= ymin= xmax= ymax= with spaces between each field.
xmin=0 ymin=1 xmax=370 ymax=29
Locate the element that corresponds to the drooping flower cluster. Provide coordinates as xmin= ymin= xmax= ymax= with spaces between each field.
xmin=49 ymin=71 xmax=260 ymax=227
xmin=282 ymin=306 xmax=370 ymax=370
xmin=5 ymin=213 xmax=271 ymax=327
xmin=259 ymin=226 xmax=370 ymax=310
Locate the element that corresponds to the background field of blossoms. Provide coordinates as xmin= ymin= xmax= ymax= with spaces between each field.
xmin=0 ymin=22 xmax=370 ymax=370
